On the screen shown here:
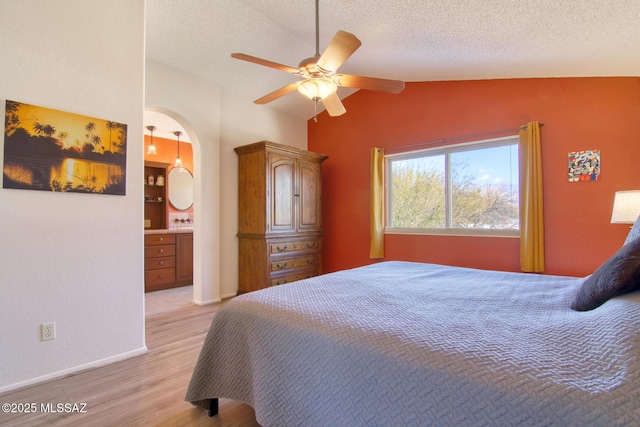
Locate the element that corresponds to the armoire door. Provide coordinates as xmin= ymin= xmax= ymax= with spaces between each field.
xmin=269 ymin=153 xmax=296 ymax=233
xmin=297 ymin=158 xmax=322 ymax=232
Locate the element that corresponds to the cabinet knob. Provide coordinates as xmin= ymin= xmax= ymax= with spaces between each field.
xmin=159 ymin=249 xmax=164 ymax=253
xmin=159 ymin=237 xmax=164 ymax=241
xmin=159 ymin=261 xmax=164 ymax=265
xmin=159 ymin=274 xmax=164 ymax=279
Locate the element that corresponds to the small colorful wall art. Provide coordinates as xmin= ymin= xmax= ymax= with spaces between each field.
xmin=3 ymin=100 xmax=127 ymax=194
xmin=568 ymin=149 xmax=600 ymax=182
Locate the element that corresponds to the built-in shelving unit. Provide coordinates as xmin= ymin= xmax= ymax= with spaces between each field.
xmin=144 ymin=161 xmax=170 ymax=230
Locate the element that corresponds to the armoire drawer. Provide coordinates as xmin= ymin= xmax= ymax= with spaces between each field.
xmin=269 ymin=267 xmax=320 ymax=287
xmin=270 ymin=254 xmax=319 ymax=272
xmin=269 ymin=239 xmax=321 ymax=255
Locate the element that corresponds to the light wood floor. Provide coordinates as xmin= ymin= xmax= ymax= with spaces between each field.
xmin=0 ymin=286 xmax=261 ymax=427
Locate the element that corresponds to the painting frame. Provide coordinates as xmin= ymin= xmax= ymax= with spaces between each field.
xmin=568 ymin=149 xmax=600 ymax=182
xmin=3 ymin=100 xmax=127 ymax=195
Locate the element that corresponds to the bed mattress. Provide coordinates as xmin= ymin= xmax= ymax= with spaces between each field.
xmin=186 ymin=261 xmax=640 ymax=426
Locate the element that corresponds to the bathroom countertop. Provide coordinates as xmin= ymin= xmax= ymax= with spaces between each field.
xmin=144 ymin=228 xmax=193 ymax=234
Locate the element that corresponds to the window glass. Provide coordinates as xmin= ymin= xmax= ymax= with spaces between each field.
xmin=389 ymin=154 xmax=445 ymax=228
xmin=450 ymin=144 xmax=519 ymax=230
xmin=386 ymin=137 xmax=519 ymax=236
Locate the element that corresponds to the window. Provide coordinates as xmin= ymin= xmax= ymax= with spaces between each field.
xmin=385 ymin=136 xmax=519 ymax=237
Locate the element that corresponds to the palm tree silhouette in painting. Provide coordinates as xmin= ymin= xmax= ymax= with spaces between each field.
xmin=105 ymin=121 xmax=118 ymax=153
xmin=33 ymin=122 xmax=56 ymax=137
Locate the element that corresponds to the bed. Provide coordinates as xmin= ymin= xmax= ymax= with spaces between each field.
xmin=186 ymin=240 xmax=640 ymax=426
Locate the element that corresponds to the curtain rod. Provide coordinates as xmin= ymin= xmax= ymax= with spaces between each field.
xmin=384 ymin=123 xmax=544 ymax=153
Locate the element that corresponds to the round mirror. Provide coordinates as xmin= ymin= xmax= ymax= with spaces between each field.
xmin=168 ymin=167 xmax=194 ymax=210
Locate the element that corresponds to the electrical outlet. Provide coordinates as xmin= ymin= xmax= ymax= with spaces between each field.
xmin=41 ymin=322 xmax=56 ymax=341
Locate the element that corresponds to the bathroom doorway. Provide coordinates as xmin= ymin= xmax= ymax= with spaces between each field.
xmin=143 ymin=109 xmax=196 ymax=304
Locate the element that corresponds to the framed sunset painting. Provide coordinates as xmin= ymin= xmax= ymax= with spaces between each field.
xmin=3 ymin=100 xmax=127 ymax=195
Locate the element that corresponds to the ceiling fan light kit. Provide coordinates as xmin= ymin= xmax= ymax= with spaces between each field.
xmin=297 ymin=77 xmax=337 ymax=101
xmin=231 ymin=0 xmax=404 ymax=119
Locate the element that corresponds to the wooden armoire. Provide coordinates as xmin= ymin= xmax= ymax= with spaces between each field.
xmin=235 ymin=141 xmax=328 ymax=293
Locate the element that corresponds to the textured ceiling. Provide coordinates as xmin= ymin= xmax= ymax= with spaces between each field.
xmin=145 ymin=0 xmax=640 ymax=121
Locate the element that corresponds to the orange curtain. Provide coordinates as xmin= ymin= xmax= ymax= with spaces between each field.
xmin=370 ymin=148 xmax=385 ymax=258
xmin=518 ymin=121 xmax=545 ymax=272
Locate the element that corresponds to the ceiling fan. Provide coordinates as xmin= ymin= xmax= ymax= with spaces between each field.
xmin=231 ymin=0 xmax=405 ymax=118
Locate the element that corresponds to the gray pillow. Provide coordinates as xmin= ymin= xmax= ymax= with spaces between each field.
xmin=572 ymin=237 xmax=640 ymax=311
xmin=624 ymin=214 xmax=640 ymax=246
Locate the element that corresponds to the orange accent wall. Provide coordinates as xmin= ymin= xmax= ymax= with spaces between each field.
xmin=144 ymin=135 xmax=194 ymax=216
xmin=308 ymin=77 xmax=640 ymax=277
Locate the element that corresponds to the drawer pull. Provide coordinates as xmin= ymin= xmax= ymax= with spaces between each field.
xmin=306 ymin=242 xmax=316 ymax=249
xmin=276 ymin=245 xmax=288 ymax=252
xmin=306 ymin=258 xmax=314 ymax=264
xmin=159 ymin=261 xmax=164 ymax=265
xmin=275 ymin=279 xmax=288 ymax=286
xmin=159 ymin=237 xmax=164 ymax=241
xmin=276 ymin=262 xmax=288 ymax=270
xmin=159 ymin=249 xmax=164 ymax=253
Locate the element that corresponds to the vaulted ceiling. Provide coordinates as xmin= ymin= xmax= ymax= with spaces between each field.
xmin=145 ymin=0 xmax=640 ymax=121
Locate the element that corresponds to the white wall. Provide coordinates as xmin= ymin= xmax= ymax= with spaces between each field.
xmin=145 ymin=60 xmax=307 ymax=302
xmin=0 ymin=0 xmax=146 ymax=392
xmin=219 ymin=90 xmax=308 ymax=298
xmin=0 ymin=0 xmax=306 ymax=393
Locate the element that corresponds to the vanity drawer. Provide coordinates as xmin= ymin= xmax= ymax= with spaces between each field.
xmin=145 ymin=267 xmax=175 ymax=286
xmin=145 ymin=244 xmax=175 ymax=258
xmin=145 ymin=233 xmax=176 ymax=245
xmin=145 ymin=256 xmax=175 ymax=270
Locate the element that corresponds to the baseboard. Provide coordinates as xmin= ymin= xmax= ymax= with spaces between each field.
xmin=0 ymin=346 xmax=148 ymax=395
xmin=192 ymin=297 xmax=223 ymax=306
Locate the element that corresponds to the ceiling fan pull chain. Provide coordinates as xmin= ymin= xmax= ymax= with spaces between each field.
xmin=313 ymin=98 xmax=318 ymax=122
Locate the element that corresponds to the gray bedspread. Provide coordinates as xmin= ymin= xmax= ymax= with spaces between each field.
xmin=185 ymin=261 xmax=640 ymax=426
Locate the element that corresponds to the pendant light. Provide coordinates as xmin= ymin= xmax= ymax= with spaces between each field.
xmin=146 ymin=125 xmax=157 ymax=155
xmin=173 ymin=131 xmax=183 ymax=168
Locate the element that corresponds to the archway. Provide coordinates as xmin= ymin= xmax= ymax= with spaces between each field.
xmin=144 ymin=108 xmax=202 ymax=304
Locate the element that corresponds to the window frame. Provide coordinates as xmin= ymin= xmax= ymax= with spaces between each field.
xmin=384 ymin=135 xmax=520 ymax=238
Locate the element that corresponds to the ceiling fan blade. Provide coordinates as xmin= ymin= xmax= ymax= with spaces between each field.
xmin=231 ymin=53 xmax=301 ymax=75
xmin=316 ymin=30 xmax=361 ymax=73
xmin=336 ymin=74 xmax=405 ymax=94
xmin=322 ymin=92 xmax=346 ymax=117
xmin=254 ymin=82 xmax=301 ymax=104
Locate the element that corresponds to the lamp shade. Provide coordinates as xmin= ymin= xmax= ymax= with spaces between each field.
xmin=297 ymin=78 xmax=337 ymax=100
xmin=611 ymin=190 xmax=640 ymax=223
